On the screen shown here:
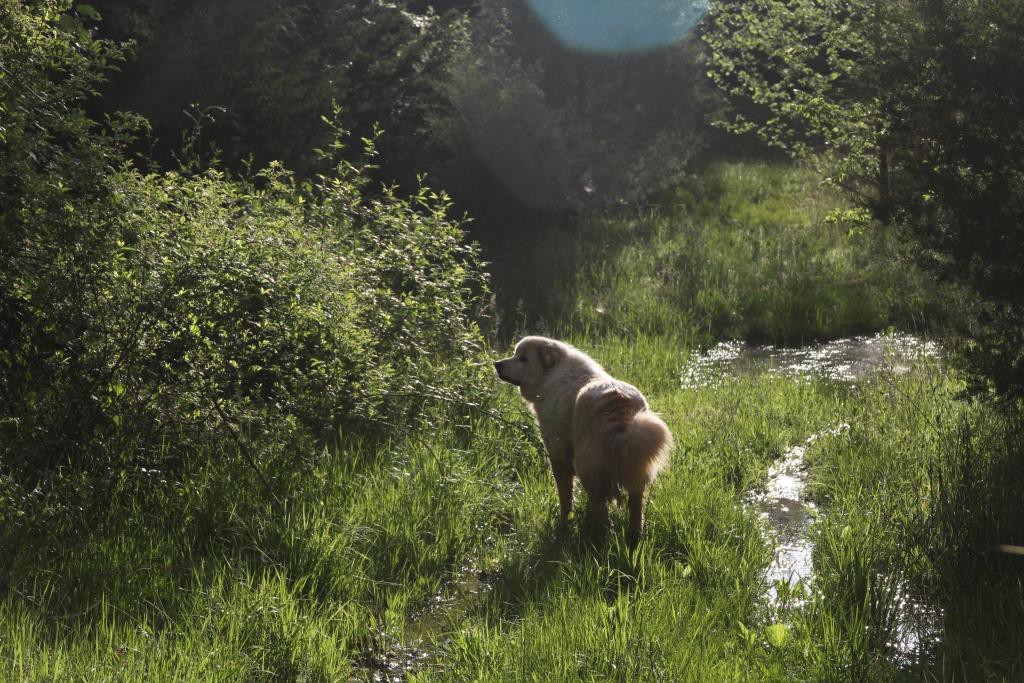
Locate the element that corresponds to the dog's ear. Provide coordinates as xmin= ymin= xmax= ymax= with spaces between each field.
xmin=537 ymin=340 xmax=564 ymax=370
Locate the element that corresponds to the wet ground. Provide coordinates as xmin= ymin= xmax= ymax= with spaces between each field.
xmin=351 ymin=566 xmax=494 ymax=681
xmin=404 ymin=566 xmax=493 ymax=646
xmin=683 ymin=332 xmax=944 ymax=665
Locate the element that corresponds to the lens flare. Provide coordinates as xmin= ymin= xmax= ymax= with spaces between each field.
xmin=525 ymin=0 xmax=708 ymax=53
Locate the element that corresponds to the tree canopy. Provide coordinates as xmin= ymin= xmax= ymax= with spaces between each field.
xmin=704 ymin=0 xmax=1024 ymax=404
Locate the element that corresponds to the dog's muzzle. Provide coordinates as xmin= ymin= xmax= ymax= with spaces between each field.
xmin=493 ymin=360 xmax=519 ymax=386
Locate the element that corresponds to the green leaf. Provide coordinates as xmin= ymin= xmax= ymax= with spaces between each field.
xmin=765 ymin=623 xmax=790 ymax=648
xmin=76 ymin=4 xmax=101 ymax=20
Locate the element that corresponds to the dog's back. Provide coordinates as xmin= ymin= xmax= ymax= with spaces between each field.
xmin=572 ymin=379 xmax=673 ymax=493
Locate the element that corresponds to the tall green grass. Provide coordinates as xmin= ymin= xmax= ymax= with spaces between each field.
xmin=3 ymin=161 xmax=1020 ymax=681
xmin=0 ymin=400 xmax=548 ymax=680
xmin=494 ymin=161 xmax=945 ymax=344
xmin=799 ymin=364 xmax=1024 ymax=680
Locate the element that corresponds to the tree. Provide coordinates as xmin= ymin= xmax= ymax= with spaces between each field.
xmin=703 ymin=0 xmax=1024 ymax=405
xmin=90 ymin=0 xmax=469 ymax=185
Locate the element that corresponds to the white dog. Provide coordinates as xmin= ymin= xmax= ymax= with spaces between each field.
xmin=495 ymin=336 xmax=672 ymax=540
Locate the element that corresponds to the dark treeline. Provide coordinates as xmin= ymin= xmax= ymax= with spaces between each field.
xmin=86 ymin=0 xmax=716 ymax=226
xmin=89 ymin=0 xmax=468 ymax=186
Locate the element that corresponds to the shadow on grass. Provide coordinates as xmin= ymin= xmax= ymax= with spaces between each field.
xmin=478 ymin=499 xmax=693 ymax=631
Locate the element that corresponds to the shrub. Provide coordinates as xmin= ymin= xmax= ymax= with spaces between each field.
xmin=0 ymin=2 xmax=490 ymax=498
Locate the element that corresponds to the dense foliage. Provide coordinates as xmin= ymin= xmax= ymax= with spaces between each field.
xmin=83 ymin=0 xmax=713 ymax=219
xmin=703 ymin=0 xmax=1024 ymax=404
xmin=90 ymin=0 xmax=468 ymax=185
xmin=1 ymin=2 xmax=490 ymax=500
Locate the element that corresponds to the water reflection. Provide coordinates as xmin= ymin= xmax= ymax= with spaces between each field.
xmin=749 ymin=426 xmax=849 ymax=605
xmin=681 ymin=332 xmax=940 ymax=389
xmin=886 ymin=575 xmax=945 ymax=669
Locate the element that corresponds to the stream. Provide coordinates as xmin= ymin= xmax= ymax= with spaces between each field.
xmin=682 ymin=332 xmax=943 ymax=665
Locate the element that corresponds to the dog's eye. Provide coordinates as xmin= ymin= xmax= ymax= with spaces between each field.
xmin=518 ymin=355 xmax=528 ymax=363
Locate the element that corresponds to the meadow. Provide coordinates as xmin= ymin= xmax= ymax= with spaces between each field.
xmin=3 ymin=162 xmax=1023 ymax=681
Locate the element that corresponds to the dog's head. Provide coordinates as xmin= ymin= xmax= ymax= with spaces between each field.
xmin=494 ymin=336 xmax=566 ymax=398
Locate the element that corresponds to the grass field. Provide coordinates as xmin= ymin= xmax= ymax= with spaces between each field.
xmin=3 ymin=162 xmax=1022 ymax=681
xmin=490 ymin=162 xmax=944 ymax=344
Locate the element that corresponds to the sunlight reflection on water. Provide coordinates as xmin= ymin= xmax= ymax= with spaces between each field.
xmin=680 ymin=332 xmax=940 ymax=389
xmin=748 ymin=426 xmax=848 ymax=606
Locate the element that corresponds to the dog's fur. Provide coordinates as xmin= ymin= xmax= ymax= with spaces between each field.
xmin=494 ymin=336 xmax=672 ymax=540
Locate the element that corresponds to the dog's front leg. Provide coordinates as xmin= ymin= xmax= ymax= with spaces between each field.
xmin=627 ymin=486 xmax=648 ymax=544
xmin=550 ymin=457 xmax=576 ymax=521
xmin=586 ymin=492 xmax=611 ymax=537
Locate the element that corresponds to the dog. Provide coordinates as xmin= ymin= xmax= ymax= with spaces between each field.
xmin=494 ymin=336 xmax=672 ymax=540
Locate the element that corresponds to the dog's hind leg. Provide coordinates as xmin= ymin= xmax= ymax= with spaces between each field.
xmin=626 ymin=486 xmax=648 ymax=544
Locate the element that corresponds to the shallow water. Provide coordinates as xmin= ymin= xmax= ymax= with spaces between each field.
xmin=886 ymin=575 xmax=945 ymax=668
xmin=405 ymin=565 xmax=493 ymax=645
xmin=353 ymin=566 xmax=493 ymax=680
xmin=681 ymin=332 xmax=940 ymax=389
xmin=684 ymin=333 xmax=944 ymax=665
xmin=748 ymin=425 xmax=849 ymax=605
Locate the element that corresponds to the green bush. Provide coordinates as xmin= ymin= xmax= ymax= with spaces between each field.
xmin=0 ymin=2 xmax=490 ymax=496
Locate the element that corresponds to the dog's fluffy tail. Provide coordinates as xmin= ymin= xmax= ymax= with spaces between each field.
xmin=574 ymin=383 xmax=673 ymax=492
xmin=616 ymin=410 xmax=672 ymax=491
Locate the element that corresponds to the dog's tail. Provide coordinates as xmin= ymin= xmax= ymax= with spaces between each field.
xmin=575 ymin=383 xmax=673 ymax=492
xmin=616 ymin=410 xmax=672 ymax=491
